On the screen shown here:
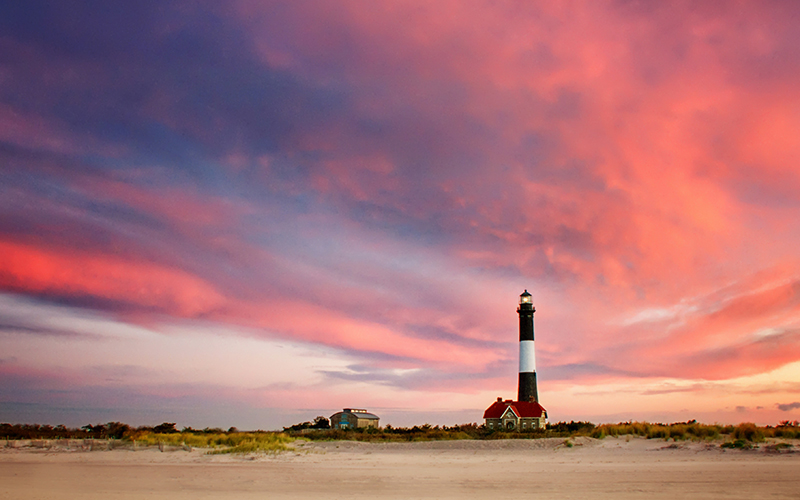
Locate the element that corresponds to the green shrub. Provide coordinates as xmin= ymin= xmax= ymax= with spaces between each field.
xmin=721 ymin=439 xmax=752 ymax=449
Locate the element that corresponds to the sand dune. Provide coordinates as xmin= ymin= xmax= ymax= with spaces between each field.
xmin=2 ymin=437 xmax=798 ymax=499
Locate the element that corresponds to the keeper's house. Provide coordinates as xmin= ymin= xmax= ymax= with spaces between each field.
xmin=330 ymin=408 xmax=380 ymax=429
xmin=483 ymin=398 xmax=547 ymax=431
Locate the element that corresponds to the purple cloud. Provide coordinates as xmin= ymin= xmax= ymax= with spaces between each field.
xmin=777 ymin=402 xmax=800 ymax=412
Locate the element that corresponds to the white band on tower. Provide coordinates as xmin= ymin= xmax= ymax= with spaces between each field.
xmin=519 ymin=340 xmax=536 ymax=373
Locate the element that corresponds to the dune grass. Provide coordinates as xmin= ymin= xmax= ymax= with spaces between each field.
xmin=129 ymin=430 xmax=295 ymax=454
xmin=587 ymin=421 xmax=800 ymax=449
xmin=206 ymin=436 xmax=295 ymax=455
xmin=590 ymin=421 xmax=723 ymax=441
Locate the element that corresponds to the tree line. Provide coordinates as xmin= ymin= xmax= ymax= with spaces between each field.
xmin=0 ymin=422 xmax=238 ymax=440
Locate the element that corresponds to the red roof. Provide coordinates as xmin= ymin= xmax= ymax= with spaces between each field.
xmin=483 ymin=399 xmax=546 ymax=419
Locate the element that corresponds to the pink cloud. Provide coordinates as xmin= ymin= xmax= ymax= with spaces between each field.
xmin=573 ymin=267 xmax=800 ymax=381
xmin=228 ymin=1 xmax=800 ymax=303
xmin=0 ymin=240 xmax=226 ymax=318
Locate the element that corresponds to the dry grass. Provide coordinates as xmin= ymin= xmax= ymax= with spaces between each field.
xmin=590 ymin=421 xmax=723 ymax=441
xmin=129 ymin=431 xmax=295 ymax=454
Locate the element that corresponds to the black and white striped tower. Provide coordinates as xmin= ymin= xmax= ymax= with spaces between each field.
xmin=517 ymin=290 xmax=538 ymax=403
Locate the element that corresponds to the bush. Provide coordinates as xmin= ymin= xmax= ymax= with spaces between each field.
xmin=732 ymin=423 xmax=764 ymax=442
xmin=546 ymin=421 xmax=595 ymax=436
xmin=283 ymin=416 xmax=331 ymax=432
xmin=153 ymin=423 xmax=178 ymax=434
xmin=768 ymin=422 xmax=800 ymax=439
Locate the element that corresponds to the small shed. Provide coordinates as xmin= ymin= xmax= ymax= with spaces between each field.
xmin=330 ymin=408 xmax=380 ymax=429
xmin=483 ymin=398 xmax=547 ymax=431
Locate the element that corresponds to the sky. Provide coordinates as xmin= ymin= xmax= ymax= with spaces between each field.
xmin=1 ymin=1 xmax=800 ymax=430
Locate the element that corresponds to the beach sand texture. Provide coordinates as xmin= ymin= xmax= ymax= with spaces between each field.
xmin=2 ymin=437 xmax=798 ymax=499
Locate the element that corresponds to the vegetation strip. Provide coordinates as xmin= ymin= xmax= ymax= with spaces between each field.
xmin=2 ymin=420 xmax=798 ymax=453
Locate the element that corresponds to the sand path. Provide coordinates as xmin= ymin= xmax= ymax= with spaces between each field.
xmin=1 ymin=437 xmax=798 ymax=499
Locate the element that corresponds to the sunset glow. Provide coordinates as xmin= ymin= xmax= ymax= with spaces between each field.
xmin=1 ymin=1 xmax=799 ymax=429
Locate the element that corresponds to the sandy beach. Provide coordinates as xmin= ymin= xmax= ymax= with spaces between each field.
xmin=1 ymin=437 xmax=798 ymax=499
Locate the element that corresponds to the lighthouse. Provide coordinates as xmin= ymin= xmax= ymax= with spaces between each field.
xmin=517 ymin=289 xmax=538 ymax=403
xmin=482 ymin=289 xmax=546 ymax=431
